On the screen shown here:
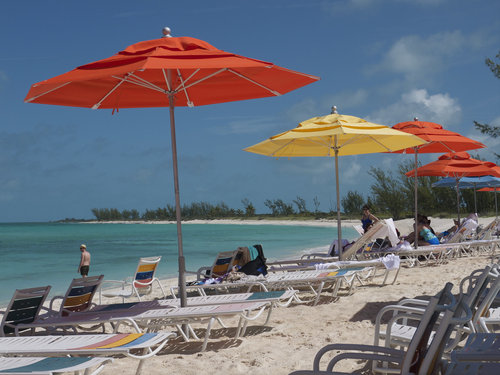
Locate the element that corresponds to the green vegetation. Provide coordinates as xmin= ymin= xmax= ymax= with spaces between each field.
xmin=88 ymin=160 xmax=497 ymax=222
xmin=474 ymin=50 xmax=500 ymax=159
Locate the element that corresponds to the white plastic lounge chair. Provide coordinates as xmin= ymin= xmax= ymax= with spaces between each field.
xmin=186 ymin=250 xmax=246 ymax=281
xmin=444 ymin=333 xmax=500 ymax=374
xmin=99 ymin=256 xmax=166 ymax=303
xmin=15 ymin=301 xmax=273 ymax=352
xmin=269 ymin=256 xmax=401 ymax=286
xmin=0 ymin=286 xmax=51 ymax=337
xmin=289 ymin=283 xmax=469 ymax=375
xmin=0 ymin=356 xmax=112 ymax=375
xmin=374 ymin=265 xmax=499 ymax=352
xmin=175 ymin=268 xmax=367 ymax=306
xmin=0 ymin=332 xmax=175 ymax=375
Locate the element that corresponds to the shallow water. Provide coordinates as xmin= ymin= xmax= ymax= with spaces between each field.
xmin=0 ymin=222 xmax=358 ymax=303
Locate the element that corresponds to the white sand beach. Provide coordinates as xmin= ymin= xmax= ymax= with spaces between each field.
xmin=87 ymin=216 xmax=498 ymax=374
xmin=101 ymin=254 xmax=494 ymax=375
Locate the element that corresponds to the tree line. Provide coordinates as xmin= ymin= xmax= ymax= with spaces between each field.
xmin=90 ymin=159 xmax=497 ymax=221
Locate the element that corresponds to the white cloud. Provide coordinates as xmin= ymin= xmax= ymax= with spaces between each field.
xmin=214 ymin=116 xmax=284 ymax=135
xmin=327 ymin=0 xmax=446 ymax=13
xmin=369 ymin=31 xmax=485 ymax=83
xmin=342 ymin=160 xmax=362 ymax=180
xmin=368 ymin=88 xmax=461 ymax=126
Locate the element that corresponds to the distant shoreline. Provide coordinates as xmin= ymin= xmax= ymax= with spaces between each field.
xmin=79 ymin=218 xmax=358 ymax=228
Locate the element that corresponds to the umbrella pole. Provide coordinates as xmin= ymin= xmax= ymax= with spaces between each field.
xmin=456 ymin=178 xmax=461 ymax=223
xmin=168 ymin=92 xmax=188 ymax=308
xmin=495 ymin=189 xmax=498 ymax=218
xmin=473 ymin=183 xmax=477 ymax=214
xmin=414 ymin=149 xmax=419 ymax=249
xmin=334 ymin=137 xmax=342 ymax=260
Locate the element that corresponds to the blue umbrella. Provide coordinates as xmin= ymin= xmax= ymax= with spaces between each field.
xmin=432 ymin=176 xmax=500 ymax=214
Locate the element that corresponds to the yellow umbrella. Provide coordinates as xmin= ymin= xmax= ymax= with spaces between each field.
xmin=244 ymin=109 xmax=427 ymax=259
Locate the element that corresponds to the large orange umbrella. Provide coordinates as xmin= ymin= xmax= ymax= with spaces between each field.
xmin=391 ymin=119 xmax=484 ymax=247
xmin=24 ymin=28 xmax=319 ymax=306
xmin=406 ymin=152 xmax=500 ymax=221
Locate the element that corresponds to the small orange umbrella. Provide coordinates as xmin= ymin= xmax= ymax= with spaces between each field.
xmin=478 ymin=187 xmax=500 ymax=217
xmin=406 ymin=152 xmax=500 ymax=221
xmin=391 ymin=119 xmax=484 ymax=247
xmin=24 ymin=28 xmax=319 ymax=307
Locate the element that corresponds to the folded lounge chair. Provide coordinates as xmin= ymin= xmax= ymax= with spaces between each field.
xmin=99 ymin=256 xmax=166 ymax=303
xmin=0 ymin=356 xmax=112 ymax=375
xmin=374 ymin=265 xmax=500 ymax=353
xmin=289 ymin=283 xmax=471 ymax=375
xmin=0 ymin=332 xmax=175 ymax=375
xmin=0 ymin=286 xmax=51 ymax=337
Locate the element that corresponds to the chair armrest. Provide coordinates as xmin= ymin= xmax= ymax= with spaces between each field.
xmin=185 ymin=266 xmax=211 ymax=281
xmin=312 ymin=344 xmax=404 ymax=372
xmin=49 ymin=296 xmax=64 ymax=311
xmin=396 ymin=298 xmax=430 ymax=307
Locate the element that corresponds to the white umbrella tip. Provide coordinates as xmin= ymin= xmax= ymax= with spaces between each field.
xmin=162 ymin=27 xmax=172 ymax=37
xmin=414 ymin=117 xmax=419 ymax=121
xmin=331 ymin=105 xmax=338 ymax=114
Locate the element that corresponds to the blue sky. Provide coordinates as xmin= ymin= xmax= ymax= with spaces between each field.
xmin=1 ymin=0 xmax=499 ymax=222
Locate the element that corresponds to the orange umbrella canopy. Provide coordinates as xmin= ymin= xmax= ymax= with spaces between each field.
xmin=478 ymin=187 xmax=500 ymax=192
xmin=25 ymin=36 xmax=319 ymax=108
xmin=405 ymin=152 xmax=500 ymax=178
xmin=392 ymin=120 xmax=484 ymax=153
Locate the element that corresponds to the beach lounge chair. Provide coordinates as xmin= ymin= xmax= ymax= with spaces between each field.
xmin=445 ymin=333 xmax=500 ymax=374
xmin=0 ymin=356 xmax=112 ymax=375
xmin=15 ymin=301 xmax=273 ymax=352
xmin=50 ymin=275 xmax=103 ymax=316
xmin=0 ymin=332 xmax=175 ymax=375
xmin=275 ymin=220 xmax=396 ymax=265
xmin=99 ymin=256 xmax=166 ymax=303
xmin=374 ymin=265 xmax=500 ymax=353
xmin=174 ymin=268 xmax=367 ymax=306
xmin=0 ymin=286 xmax=51 ymax=337
xmin=289 ymin=283 xmax=470 ymax=375
xmin=268 ymin=256 xmax=401 ymax=286
xmin=186 ymin=250 xmax=242 ymax=281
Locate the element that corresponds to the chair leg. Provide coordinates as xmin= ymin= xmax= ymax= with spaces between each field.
xmin=201 ymin=317 xmax=215 ymax=351
xmin=135 ymin=348 xmax=148 ymax=375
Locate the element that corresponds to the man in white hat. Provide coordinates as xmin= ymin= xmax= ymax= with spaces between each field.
xmin=78 ymin=244 xmax=91 ymax=277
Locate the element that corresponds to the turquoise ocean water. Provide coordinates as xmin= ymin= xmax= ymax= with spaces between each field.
xmin=0 ymin=222 xmax=357 ymax=304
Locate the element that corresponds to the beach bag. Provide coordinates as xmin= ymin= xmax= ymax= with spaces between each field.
xmin=238 ymin=244 xmax=268 ymax=276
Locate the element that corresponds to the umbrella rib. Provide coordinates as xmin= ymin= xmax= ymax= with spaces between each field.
xmin=173 ymin=69 xmax=200 ymax=92
xmin=227 ymin=69 xmax=281 ymax=96
xmin=180 ymin=68 xmax=227 ymax=91
xmin=92 ymin=75 xmax=131 ymax=109
xmin=110 ymin=74 xmax=164 ymax=93
xmin=176 ymin=69 xmax=194 ymax=107
xmin=124 ymin=76 xmax=165 ymax=91
xmin=24 ymin=82 xmax=72 ymax=103
xmin=269 ymin=138 xmax=297 ymax=157
xmin=128 ymin=73 xmax=167 ymax=93
xmin=336 ymin=134 xmax=363 ymax=149
xmin=367 ymin=136 xmax=394 ymax=152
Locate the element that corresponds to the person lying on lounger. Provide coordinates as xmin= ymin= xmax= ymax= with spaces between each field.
xmin=417 ymin=220 xmax=440 ymax=246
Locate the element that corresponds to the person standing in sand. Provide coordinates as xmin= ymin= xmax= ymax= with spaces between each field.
xmin=78 ymin=244 xmax=91 ymax=277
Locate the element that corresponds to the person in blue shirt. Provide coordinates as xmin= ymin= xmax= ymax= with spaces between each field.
xmin=417 ymin=221 xmax=440 ymax=246
xmin=361 ymin=205 xmax=379 ymax=233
